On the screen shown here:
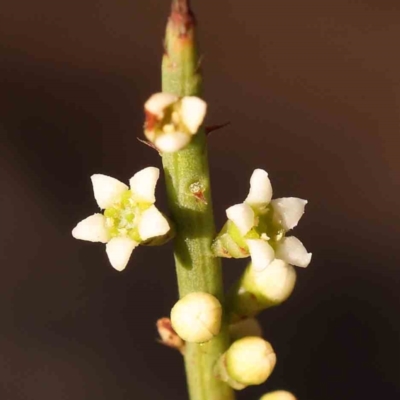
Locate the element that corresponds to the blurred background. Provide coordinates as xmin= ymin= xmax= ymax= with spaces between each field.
xmin=1 ymin=0 xmax=399 ymax=399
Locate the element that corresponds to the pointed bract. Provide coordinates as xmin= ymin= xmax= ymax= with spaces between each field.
xmin=226 ymin=203 xmax=255 ymax=236
xmin=276 ymin=236 xmax=312 ymax=268
xmin=130 ymin=167 xmax=160 ymax=203
xmin=138 ymin=205 xmax=170 ymax=240
xmin=106 ymin=237 xmax=137 ymax=271
xmin=72 ymin=213 xmax=109 ymax=243
xmin=246 ymin=239 xmax=275 ymax=271
xmin=91 ymin=174 xmax=128 ymax=209
xmin=180 ymin=96 xmax=207 ymax=133
xmin=245 ymin=169 xmax=272 ymax=209
xmin=271 ymin=197 xmax=307 ymax=231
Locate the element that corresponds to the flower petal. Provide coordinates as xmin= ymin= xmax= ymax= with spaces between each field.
xmin=91 ymin=174 xmax=128 ymax=209
xmin=180 ymin=96 xmax=207 ymax=134
xmin=276 ymin=236 xmax=312 ymax=268
xmin=106 ymin=237 xmax=137 ymax=271
xmin=271 ymin=197 xmax=307 ymax=231
xmin=246 ymin=239 xmax=275 ymax=271
xmin=129 ymin=167 xmax=160 ymax=203
xmin=72 ymin=213 xmax=109 ymax=243
xmin=154 ymin=131 xmax=190 ymax=152
xmin=145 ymin=92 xmax=178 ymax=118
xmin=138 ymin=205 xmax=170 ymax=240
xmin=245 ymin=169 xmax=273 ymax=209
xmin=226 ymin=203 xmax=255 ymax=236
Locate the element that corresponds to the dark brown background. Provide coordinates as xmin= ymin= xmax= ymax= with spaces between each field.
xmin=1 ymin=0 xmax=399 ymax=399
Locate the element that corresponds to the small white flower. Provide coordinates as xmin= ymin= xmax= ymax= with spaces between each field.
xmin=72 ymin=167 xmax=170 ymax=271
xmin=144 ymin=92 xmax=207 ymax=153
xmin=217 ymin=169 xmax=311 ymax=271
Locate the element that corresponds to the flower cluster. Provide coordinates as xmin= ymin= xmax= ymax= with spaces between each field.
xmin=72 ymin=167 xmax=171 ymax=271
xmin=144 ymin=93 xmax=207 ymax=153
xmin=213 ymin=168 xmax=311 ymax=272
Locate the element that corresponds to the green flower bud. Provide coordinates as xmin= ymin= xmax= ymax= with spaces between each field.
xmin=215 ymin=337 xmax=276 ymax=390
xmin=227 ymin=259 xmax=296 ymax=322
xmin=260 ymin=391 xmax=297 ymax=400
xmin=170 ymin=292 xmax=222 ymax=343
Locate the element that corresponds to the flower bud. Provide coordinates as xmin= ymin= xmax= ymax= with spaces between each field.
xmin=229 ymin=318 xmax=262 ymax=341
xmin=144 ymin=93 xmax=207 ymax=153
xmin=260 ymin=391 xmax=297 ymax=400
xmin=227 ymin=259 xmax=296 ymax=322
xmin=170 ymin=292 xmax=222 ymax=343
xmin=216 ymin=337 xmax=276 ymax=389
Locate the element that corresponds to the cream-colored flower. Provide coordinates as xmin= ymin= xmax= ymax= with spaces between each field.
xmin=144 ymin=92 xmax=207 ymax=152
xmin=72 ymin=167 xmax=170 ymax=271
xmin=213 ymin=169 xmax=311 ymax=271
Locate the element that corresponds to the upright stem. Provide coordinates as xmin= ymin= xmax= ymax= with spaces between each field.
xmin=161 ymin=2 xmax=235 ymax=400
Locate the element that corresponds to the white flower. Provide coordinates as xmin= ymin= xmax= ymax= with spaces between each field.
xmin=216 ymin=169 xmax=311 ymax=271
xmin=72 ymin=167 xmax=170 ymax=271
xmin=144 ymin=92 xmax=207 ymax=153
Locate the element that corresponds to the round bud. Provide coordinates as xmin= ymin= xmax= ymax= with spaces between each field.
xmin=170 ymin=292 xmax=222 ymax=343
xmin=225 ymin=337 xmax=276 ymax=386
xmin=260 ymin=391 xmax=297 ymax=400
xmin=252 ymin=259 xmax=297 ymax=304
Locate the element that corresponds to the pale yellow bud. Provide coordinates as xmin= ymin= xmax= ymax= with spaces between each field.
xmin=260 ymin=390 xmax=297 ymax=400
xmin=223 ymin=337 xmax=276 ymax=388
xmin=170 ymin=292 xmax=222 ymax=343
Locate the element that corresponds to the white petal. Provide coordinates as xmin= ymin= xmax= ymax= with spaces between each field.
xmin=271 ymin=197 xmax=307 ymax=231
xmin=144 ymin=92 xmax=178 ymax=118
xmin=246 ymin=239 xmax=275 ymax=271
xmin=180 ymin=96 xmax=207 ymax=134
xmin=245 ymin=169 xmax=273 ymax=209
xmin=226 ymin=203 xmax=255 ymax=236
xmin=129 ymin=167 xmax=160 ymax=203
xmin=91 ymin=174 xmax=128 ymax=209
xmin=72 ymin=213 xmax=109 ymax=243
xmin=106 ymin=237 xmax=137 ymax=271
xmin=276 ymin=236 xmax=312 ymax=268
xmin=138 ymin=205 xmax=170 ymax=240
xmin=155 ymin=131 xmax=190 ymax=152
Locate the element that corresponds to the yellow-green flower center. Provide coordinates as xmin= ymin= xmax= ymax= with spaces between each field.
xmin=103 ymin=190 xmax=152 ymax=242
xmin=246 ymin=207 xmax=285 ymax=246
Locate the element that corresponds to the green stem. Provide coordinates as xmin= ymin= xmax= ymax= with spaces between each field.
xmin=161 ymin=2 xmax=235 ymax=400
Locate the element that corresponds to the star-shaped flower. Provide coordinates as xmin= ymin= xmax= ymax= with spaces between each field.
xmin=212 ymin=169 xmax=311 ymax=271
xmin=72 ymin=167 xmax=171 ymax=271
xmin=144 ymin=93 xmax=207 ymax=152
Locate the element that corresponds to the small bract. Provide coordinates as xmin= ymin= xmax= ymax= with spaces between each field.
xmin=144 ymin=92 xmax=207 ymax=153
xmin=72 ymin=167 xmax=171 ymax=271
xmin=170 ymin=292 xmax=222 ymax=343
